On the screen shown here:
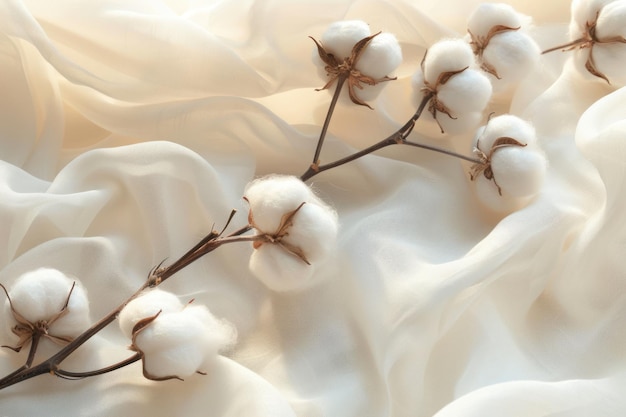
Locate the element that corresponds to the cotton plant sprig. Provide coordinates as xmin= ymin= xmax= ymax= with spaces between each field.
xmin=542 ymin=0 xmax=626 ymax=85
xmin=303 ymin=23 xmax=548 ymax=209
xmin=307 ymin=20 xmax=402 ymax=175
xmin=0 ymin=178 xmax=338 ymax=387
xmin=302 ymin=35 xmax=493 ymax=183
xmin=466 ymin=3 xmax=541 ymax=90
xmin=0 ymin=218 xmax=254 ymax=389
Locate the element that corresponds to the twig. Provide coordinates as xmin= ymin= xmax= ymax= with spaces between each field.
xmin=300 ymin=92 xmax=481 ymax=182
xmin=0 ymin=221 xmax=254 ymax=390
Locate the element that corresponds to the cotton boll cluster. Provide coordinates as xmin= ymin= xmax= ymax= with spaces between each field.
xmin=244 ymin=175 xmax=339 ymax=292
xmin=312 ymin=20 xmax=402 ymax=106
xmin=469 ymin=115 xmax=547 ymax=212
xmin=467 ymin=3 xmax=540 ymax=91
xmin=411 ymin=39 xmax=492 ymax=135
xmin=1 ymin=268 xmax=90 ymax=348
xmin=567 ymin=0 xmax=626 ymax=85
xmin=119 ymin=289 xmax=236 ymax=381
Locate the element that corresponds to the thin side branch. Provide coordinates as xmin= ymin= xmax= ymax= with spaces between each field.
xmin=301 ymin=92 xmax=479 ymax=181
xmin=54 ymin=353 xmax=143 ymax=380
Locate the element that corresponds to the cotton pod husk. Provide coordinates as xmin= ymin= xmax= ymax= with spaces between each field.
xmin=422 ymin=39 xmax=476 ymax=85
xmin=3 ymin=268 xmax=90 ymax=339
xmin=118 ymin=288 xmax=184 ymax=339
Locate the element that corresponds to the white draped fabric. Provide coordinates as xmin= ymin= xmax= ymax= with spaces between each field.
xmin=1 ymin=0 xmax=625 ymax=415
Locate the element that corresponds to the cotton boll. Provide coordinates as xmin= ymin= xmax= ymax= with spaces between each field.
xmin=132 ymin=302 xmax=236 ymax=380
xmin=355 ymin=32 xmax=402 ymax=79
xmin=467 ymin=3 xmax=524 ymax=36
xmin=437 ymin=69 xmax=493 ymax=114
xmin=181 ymin=305 xmax=237 ymax=372
xmin=592 ymin=1 xmax=626 ymax=85
xmin=473 ymin=114 xmax=537 ymax=151
xmin=183 ymin=304 xmax=237 ymax=353
xmin=490 ymin=146 xmax=547 ymax=198
xmin=134 ymin=311 xmax=207 ymax=379
xmin=282 ymin=201 xmax=339 ymax=263
xmin=596 ymin=1 xmax=626 ymax=38
xmin=119 ymin=289 xmax=183 ymax=339
xmin=412 ymin=65 xmax=491 ymax=135
xmin=244 ymin=175 xmax=312 ymax=233
xmin=312 ymin=20 xmax=371 ymax=86
xmin=423 ymin=39 xmax=476 ymax=85
xmin=481 ymin=31 xmax=540 ymax=87
xmin=320 ymin=20 xmax=371 ymax=60
xmin=249 ymin=244 xmax=315 ymax=292
xmin=590 ymin=46 xmax=626 ymax=86
xmin=350 ymin=32 xmax=402 ymax=103
xmin=470 ymin=115 xmax=546 ymax=211
xmin=566 ymin=0 xmax=626 ymax=85
xmin=48 ymin=284 xmax=90 ymax=337
xmin=3 ymin=268 xmax=90 ymax=338
xmin=245 ymin=175 xmax=338 ymax=291
xmin=570 ymin=0 xmax=616 ymax=36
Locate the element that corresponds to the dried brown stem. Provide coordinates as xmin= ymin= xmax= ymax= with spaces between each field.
xmin=311 ymin=75 xmax=347 ymax=170
xmin=54 ymin=353 xmax=143 ymax=380
xmin=300 ymin=92 xmax=481 ymax=182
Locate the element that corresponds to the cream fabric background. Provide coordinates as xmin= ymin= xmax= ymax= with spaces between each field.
xmin=1 ymin=0 xmax=625 ymax=416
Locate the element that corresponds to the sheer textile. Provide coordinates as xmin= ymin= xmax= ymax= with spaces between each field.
xmin=1 ymin=0 xmax=625 ymax=416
